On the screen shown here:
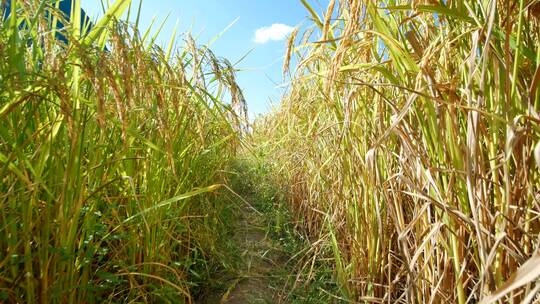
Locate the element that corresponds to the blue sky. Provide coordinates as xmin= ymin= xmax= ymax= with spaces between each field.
xmin=82 ymin=0 xmax=328 ymax=118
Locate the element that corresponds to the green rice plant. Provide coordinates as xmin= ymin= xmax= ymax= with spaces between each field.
xmin=254 ymin=0 xmax=540 ymax=302
xmin=0 ymin=0 xmax=246 ymax=302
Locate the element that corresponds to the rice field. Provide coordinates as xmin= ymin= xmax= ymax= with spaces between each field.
xmin=0 ymin=0 xmax=246 ymax=302
xmin=254 ymin=0 xmax=540 ymax=303
xmin=2 ymin=0 xmax=540 ymax=303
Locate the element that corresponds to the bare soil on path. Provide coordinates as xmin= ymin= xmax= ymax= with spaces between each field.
xmin=197 ymin=195 xmax=291 ymax=304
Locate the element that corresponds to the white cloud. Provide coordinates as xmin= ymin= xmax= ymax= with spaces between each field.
xmin=253 ymin=23 xmax=295 ymax=44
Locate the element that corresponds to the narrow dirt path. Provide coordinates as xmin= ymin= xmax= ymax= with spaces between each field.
xmin=196 ymin=161 xmax=341 ymax=304
xmin=222 ymin=205 xmax=288 ymax=303
xmin=198 ymin=189 xmax=291 ymax=303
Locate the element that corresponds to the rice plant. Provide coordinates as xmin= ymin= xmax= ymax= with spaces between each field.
xmin=0 ymin=0 xmax=246 ymax=302
xmin=254 ymin=0 xmax=540 ymax=302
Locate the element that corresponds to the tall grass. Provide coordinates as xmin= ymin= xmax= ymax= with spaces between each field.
xmin=0 ymin=0 xmax=245 ymax=302
xmin=254 ymin=0 xmax=540 ymax=302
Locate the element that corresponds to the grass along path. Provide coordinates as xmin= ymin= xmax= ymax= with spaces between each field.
xmin=204 ymin=196 xmax=288 ymax=303
xmin=198 ymin=162 xmax=291 ymax=303
xmin=197 ymin=159 xmax=341 ymax=304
